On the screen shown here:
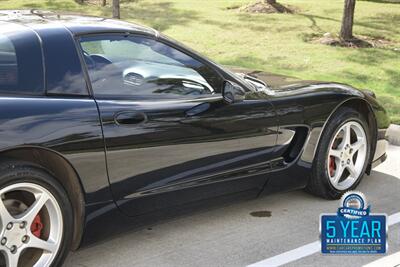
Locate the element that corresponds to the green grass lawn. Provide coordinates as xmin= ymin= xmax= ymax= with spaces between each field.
xmin=1 ymin=0 xmax=399 ymax=123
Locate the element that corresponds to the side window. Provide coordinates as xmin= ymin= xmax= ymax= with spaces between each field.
xmin=0 ymin=30 xmax=44 ymax=94
xmin=0 ymin=35 xmax=17 ymax=89
xmin=79 ymin=35 xmax=224 ymax=98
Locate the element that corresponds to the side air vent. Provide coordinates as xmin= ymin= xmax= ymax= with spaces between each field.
xmin=283 ymin=127 xmax=309 ymax=163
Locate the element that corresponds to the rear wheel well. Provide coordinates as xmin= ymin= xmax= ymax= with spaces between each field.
xmin=0 ymin=147 xmax=85 ymax=250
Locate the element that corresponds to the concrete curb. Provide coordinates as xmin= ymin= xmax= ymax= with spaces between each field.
xmin=387 ymin=124 xmax=400 ymax=146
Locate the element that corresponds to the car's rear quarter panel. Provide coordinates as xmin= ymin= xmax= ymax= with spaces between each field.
xmin=0 ymin=97 xmax=110 ymax=204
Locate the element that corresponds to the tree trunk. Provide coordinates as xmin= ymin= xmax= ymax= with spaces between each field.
xmin=340 ymin=0 xmax=356 ymax=41
xmin=76 ymin=0 xmax=84 ymax=4
xmin=102 ymin=0 xmax=106 ymax=6
xmin=112 ymin=0 xmax=120 ymax=19
xmin=265 ymin=0 xmax=277 ymax=4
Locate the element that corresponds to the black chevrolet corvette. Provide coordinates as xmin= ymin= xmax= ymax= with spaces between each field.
xmin=0 ymin=10 xmax=390 ymax=267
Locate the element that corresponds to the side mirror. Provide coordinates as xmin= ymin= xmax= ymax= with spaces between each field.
xmin=222 ymin=81 xmax=245 ymax=104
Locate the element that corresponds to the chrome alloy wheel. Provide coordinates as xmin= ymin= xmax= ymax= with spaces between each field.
xmin=0 ymin=183 xmax=63 ymax=267
xmin=327 ymin=121 xmax=368 ymax=190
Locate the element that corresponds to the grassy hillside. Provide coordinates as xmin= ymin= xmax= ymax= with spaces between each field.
xmin=1 ymin=0 xmax=399 ymax=123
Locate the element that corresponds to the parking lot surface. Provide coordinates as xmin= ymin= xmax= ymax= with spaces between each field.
xmin=65 ymin=145 xmax=400 ymax=267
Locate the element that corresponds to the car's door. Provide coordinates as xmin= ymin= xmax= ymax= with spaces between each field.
xmin=78 ymin=33 xmax=278 ymax=216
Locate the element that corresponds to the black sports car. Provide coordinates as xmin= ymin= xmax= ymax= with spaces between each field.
xmin=0 ymin=10 xmax=389 ymax=267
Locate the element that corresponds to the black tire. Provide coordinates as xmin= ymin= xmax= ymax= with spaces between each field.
xmin=306 ymin=107 xmax=372 ymax=199
xmin=0 ymin=161 xmax=73 ymax=267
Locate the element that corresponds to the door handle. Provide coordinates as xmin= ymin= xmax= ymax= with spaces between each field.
xmin=185 ymin=102 xmax=211 ymax=117
xmin=114 ymin=111 xmax=147 ymax=125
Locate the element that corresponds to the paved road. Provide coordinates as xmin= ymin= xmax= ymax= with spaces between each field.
xmin=65 ymin=145 xmax=400 ymax=267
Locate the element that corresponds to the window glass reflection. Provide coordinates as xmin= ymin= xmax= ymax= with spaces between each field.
xmin=80 ymin=35 xmax=223 ymax=98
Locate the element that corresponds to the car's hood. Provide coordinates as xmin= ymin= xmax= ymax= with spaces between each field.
xmin=226 ymin=66 xmax=330 ymax=92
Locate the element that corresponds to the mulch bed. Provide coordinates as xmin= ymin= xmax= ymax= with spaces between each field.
xmin=312 ymin=33 xmax=396 ymax=48
xmin=239 ymin=1 xmax=296 ymax=14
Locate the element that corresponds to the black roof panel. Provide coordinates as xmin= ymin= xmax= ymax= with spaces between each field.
xmin=0 ymin=10 xmax=157 ymax=36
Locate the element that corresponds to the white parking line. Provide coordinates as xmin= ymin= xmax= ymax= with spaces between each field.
xmin=247 ymin=212 xmax=400 ymax=267
xmin=389 ymin=212 xmax=400 ymax=225
xmin=363 ymin=251 xmax=400 ymax=267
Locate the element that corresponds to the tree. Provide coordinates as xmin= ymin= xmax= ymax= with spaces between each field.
xmin=112 ymin=0 xmax=120 ymax=19
xmin=340 ymin=0 xmax=356 ymax=41
xmin=102 ymin=0 xmax=106 ymax=7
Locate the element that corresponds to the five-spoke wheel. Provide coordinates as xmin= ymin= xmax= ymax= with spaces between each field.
xmin=327 ymin=121 xmax=367 ymax=190
xmin=307 ymin=107 xmax=371 ymax=199
xmin=0 ymin=162 xmax=72 ymax=267
xmin=0 ymin=183 xmax=63 ymax=267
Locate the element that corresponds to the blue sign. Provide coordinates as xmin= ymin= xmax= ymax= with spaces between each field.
xmin=320 ymin=191 xmax=387 ymax=254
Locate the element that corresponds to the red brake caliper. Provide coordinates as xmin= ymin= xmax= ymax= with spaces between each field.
xmin=329 ymin=156 xmax=336 ymax=177
xmin=30 ymin=214 xmax=44 ymax=238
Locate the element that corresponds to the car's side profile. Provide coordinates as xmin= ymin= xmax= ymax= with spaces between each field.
xmin=0 ymin=10 xmax=390 ymax=267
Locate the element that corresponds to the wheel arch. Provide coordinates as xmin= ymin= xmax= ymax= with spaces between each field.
xmin=0 ymin=146 xmax=85 ymax=250
xmin=316 ymin=97 xmax=378 ymax=173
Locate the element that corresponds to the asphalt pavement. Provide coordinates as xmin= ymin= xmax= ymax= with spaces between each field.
xmin=65 ymin=145 xmax=400 ymax=267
